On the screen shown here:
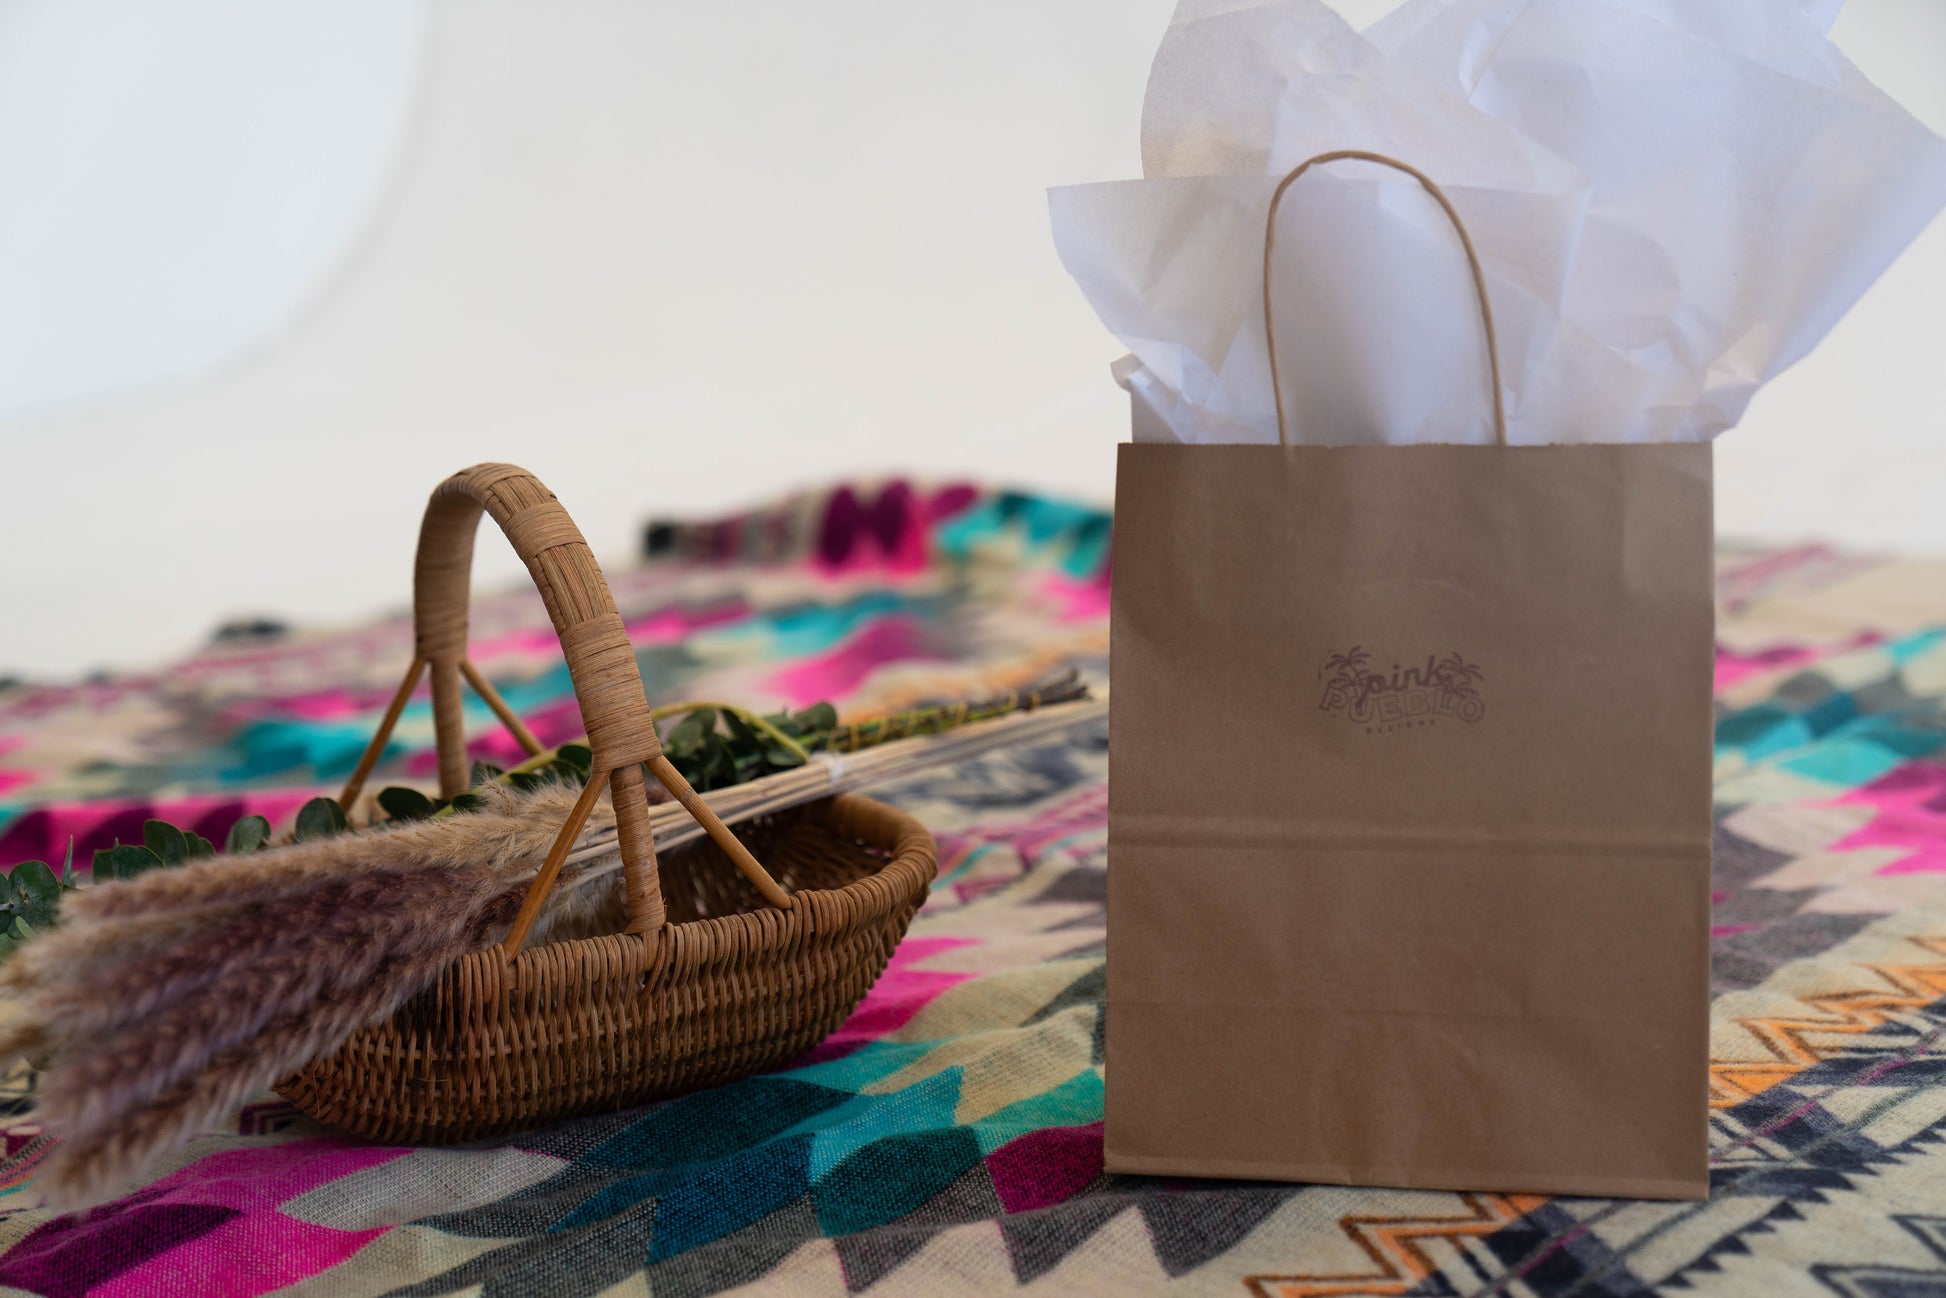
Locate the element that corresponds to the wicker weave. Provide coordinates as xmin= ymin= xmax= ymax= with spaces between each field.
xmin=278 ymin=464 xmax=936 ymax=1142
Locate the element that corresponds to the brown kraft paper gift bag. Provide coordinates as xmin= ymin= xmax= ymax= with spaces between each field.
xmin=1105 ymin=152 xmax=1714 ymax=1200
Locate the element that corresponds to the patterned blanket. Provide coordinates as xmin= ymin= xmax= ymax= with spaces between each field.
xmin=1 ymin=482 xmax=1944 ymax=1297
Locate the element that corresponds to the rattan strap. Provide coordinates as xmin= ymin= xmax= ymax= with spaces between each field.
xmin=1262 ymin=150 xmax=1507 ymax=447
xmin=338 ymin=463 xmax=793 ymax=952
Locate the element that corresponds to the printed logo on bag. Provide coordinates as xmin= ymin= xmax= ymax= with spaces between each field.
xmin=1318 ymin=646 xmax=1485 ymax=733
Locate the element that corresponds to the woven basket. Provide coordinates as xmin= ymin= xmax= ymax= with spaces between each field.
xmin=276 ymin=463 xmax=936 ymax=1143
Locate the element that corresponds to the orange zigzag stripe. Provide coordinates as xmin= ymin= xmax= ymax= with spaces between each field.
xmin=1710 ymin=937 xmax=1946 ymax=1108
xmin=1245 ymin=1192 xmax=1546 ymax=1298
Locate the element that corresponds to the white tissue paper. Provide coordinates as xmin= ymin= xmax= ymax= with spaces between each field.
xmin=1051 ymin=0 xmax=1946 ymax=445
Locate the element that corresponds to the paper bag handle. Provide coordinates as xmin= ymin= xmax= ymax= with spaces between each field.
xmin=1262 ymin=151 xmax=1507 ymax=447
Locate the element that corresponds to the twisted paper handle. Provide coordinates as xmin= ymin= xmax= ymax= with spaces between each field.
xmin=1262 ymin=150 xmax=1507 ymax=447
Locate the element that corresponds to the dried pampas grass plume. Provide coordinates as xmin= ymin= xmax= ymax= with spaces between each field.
xmin=0 ymin=781 xmax=626 ymax=1210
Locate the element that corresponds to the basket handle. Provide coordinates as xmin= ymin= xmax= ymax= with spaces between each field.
xmin=1262 ymin=150 xmax=1507 ymax=447
xmin=336 ymin=463 xmax=793 ymax=954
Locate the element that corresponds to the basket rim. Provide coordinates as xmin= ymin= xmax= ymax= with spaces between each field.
xmin=506 ymin=789 xmax=936 ymax=965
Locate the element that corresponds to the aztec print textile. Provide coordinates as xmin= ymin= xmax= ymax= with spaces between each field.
xmin=0 ymin=488 xmax=1944 ymax=1296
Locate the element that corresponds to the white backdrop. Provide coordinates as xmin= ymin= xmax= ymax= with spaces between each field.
xmin=0 ymin=0 xmax=1941 ymax=679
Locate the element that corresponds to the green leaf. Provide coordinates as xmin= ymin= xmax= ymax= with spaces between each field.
xmin=294 ymin=797 xmax=348 ymax=842
xmin=94 ymin=843 xmax=162 ymax=882
xmin=696 ymin=733 xmax=736 ymax=790
xmin=469 ymin=761 xmax=504 ymax=789
xmin=143 ymin=819 xmax=189 ymax=866
xmin=762 ymin=741 xmax=806 ymax=769
xmin=722 ymin=709 xmax=758 ymax=747
xmin=59 ymin=838 xmax=76 ymax=887
xmin=793 ymin=701 xmax=838 ymax=734
xmin=225 ymin=815 xmax=272 ymax=855
xmin=8 ymin=860 xmax=61 ymax=929
xmin=666 ymin=709 xmax=715 ymax=756
xmin=9 ymin=917 xmax=31 ymax=940
xmin=184 ymin=832 xmax=216 ymax=859
xmin=447 ymin=792 xmax=487 ymax=814
xmin=377 ymin=786 xmax=436 ymax=822
xmin=555 ymin=744 xmax=592 ymax=775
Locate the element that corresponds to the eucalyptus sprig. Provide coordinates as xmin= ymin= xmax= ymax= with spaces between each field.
xmin=0 ymin=840 xmax=77 ymax=959
xmin=656 ymin=702 xmax=834 ymax=792
xmin=475 ymin=677 xmax=1086 ymax=797
xmin=489 ymin=701 xmax=838 ymax=796
xmin=0 ymin=806 xmax=279 ymax=961
xmin=0 ymin=677 xmax=1087 ymax=964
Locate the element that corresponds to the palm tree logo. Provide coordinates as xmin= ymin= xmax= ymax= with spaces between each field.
xmin=1321 ymin=645 xmax=1370 ymax=693
xmin=1319 ymin=645 xmax=1374 ymax=718
xmin=1432 ymin=650 xmax=1486 ymax=722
